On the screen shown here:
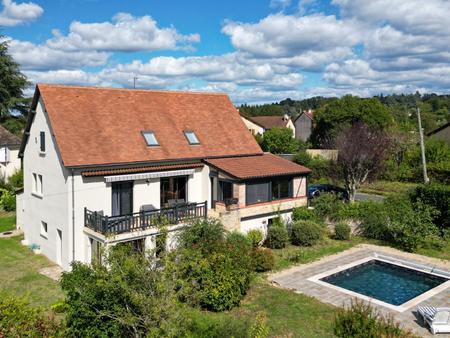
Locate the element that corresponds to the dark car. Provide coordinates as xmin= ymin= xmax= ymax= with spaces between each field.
xmin=308 ymin=184 xmax=349 ymax=201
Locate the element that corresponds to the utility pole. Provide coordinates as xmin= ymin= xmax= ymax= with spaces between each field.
xmin=133 ymin=76 xmax=138 ymax=89
xmin=416 ymin=107 xmax=430 ymax=184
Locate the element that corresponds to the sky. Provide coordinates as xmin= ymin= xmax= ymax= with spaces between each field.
xmin=1 ymin=0 xmax=450 ymax=104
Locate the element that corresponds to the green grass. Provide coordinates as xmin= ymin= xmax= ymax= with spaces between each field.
xmin=359 ymin=181 xmax=418 ymax=196
xmin=272 ymin=237 xmax=361 ymax=271
xmin=0 ymin=216 xmax=64 ymax=307
xmin=0 ymin=212 xmax=16 ymax=232
xmin=417 ymin=240 xmax=450 ymax=261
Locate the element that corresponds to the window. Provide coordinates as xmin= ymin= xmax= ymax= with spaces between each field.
xmin=272 ymin=178 xmax=292 ymax=200
xmin=246 ymin=182 xmax=270 ymax=205
xmin=40 ymin=221 xmax=48 ymax=238
xmin=32 ymin=173 xmax=43 ymax=196
xmin=218 ymin=180 xmax=233 ymax=201
xmin=160 ymin=176 xmax=187 ymax=207
xmin=40 ymin=131 xmax=45 ymax=152
xmin=111 ymin=182 xmax=133 ymax=216
xmin=246 ymin=178 xmax=292 ymax=205
xmin=142 ymin=131 xmax=159 ymax=146
xmin=184 ymin=130 xmax=200 ymax=145
xmin=90 ymin=238 xmax=102 ymax=264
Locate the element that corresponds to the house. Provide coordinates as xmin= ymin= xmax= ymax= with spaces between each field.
xmin=16 ymin=84 xmax=310 ymax=270
xmin=427 ymin=122 xmax=450 ymax=145
xmin=241 ymin=114 xmax=295 ymax=136
xmin=293 ymin=109 xmax=314 ymax=142
xmin=0 ymin=125 xmax=21 ymax=181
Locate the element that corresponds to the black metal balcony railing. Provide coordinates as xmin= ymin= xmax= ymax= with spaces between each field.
xmin=85 ymin=201 xmax=208 ymax=235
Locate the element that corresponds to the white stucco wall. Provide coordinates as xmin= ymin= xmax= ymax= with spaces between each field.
xmin=240 ymin=210 xmax=292 ymax=238
xmin=0 ymin=147 xmax=21 ymax=181
xmin=19 ymin=98 xmax=71 ymax=269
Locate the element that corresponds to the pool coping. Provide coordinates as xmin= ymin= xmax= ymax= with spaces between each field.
xmin=307 ymin=255 xmax=450 ymax=312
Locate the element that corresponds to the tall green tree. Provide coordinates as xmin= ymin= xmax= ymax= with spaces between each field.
xmin=309 ymin=95 xmax=393 ymax=147
xmin=259 ymin=127 xmax=304 ymax=154
xmin=0 ymin=36 xmax=29 ymax=119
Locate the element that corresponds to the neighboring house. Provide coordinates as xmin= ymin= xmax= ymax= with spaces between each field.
xmin=0 ymin=125 xmax=21 ymax=181
xmin=241 ymin=114 xmax=295 ymax=136
xmin=293 ymin=109 xmax=314 ymax=142
xmin=427 ymin=122 xmax=450 ymax=145
xmin=16 ymin=84 xmax=310 ymax=270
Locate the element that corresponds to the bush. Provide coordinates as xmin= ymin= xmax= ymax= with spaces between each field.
xmin=264 ymin=222 xmax=289 ymax=249
xmin=334 ymin=299 xmax=416 ymax=338
xmin=9 ymin=169 xmax=23 ymax=189
xmin=0 ymin=188 xmax=15 ymax=211
xmin=410 ymin=183 xmax=450 ymax=233
xmin=290 ymin=221 xmax=323 ymax=246
xmin=293 ymin=151 xmax=333 ymax=182
xmin=173 ymin=219 xmax=253 ymax=312
xmin=292 ymin=207 xmax=320 ymax=222
xmin=312 ymin=193 xmax=344 ymax=221
xmin=251 ymin=248 xmax=275 ymax=272
xmin=0 ymin=294 xmax=64 ymax=337
xmin=334 ymin=222 xmax=351 ymax=240
xmin=247 ymin=229 xmax=264 ymax=247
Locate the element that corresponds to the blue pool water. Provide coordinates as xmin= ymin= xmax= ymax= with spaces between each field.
xmin=321 ymin=260 xmax=448 ymax=305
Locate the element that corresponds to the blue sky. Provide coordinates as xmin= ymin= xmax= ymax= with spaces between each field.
xmin=1 ymin=0 xmax=449 ymax=104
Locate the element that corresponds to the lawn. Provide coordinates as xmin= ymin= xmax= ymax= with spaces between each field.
xmin=0 ymin=212 xmax=16 ymax=232
xmin=0 ymin=216 xmax=64 ymax=308
xmin=359 ymin=180 xmax=419 ymax=196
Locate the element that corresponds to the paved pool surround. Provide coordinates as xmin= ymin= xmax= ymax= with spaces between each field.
xmin=269 ymin=244 xmax=450 ymax=337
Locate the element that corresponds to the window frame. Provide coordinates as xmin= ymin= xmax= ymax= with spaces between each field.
xmin=245 ymin=177 xmax=293 ymax=206
xmin=141 ymin=131 xmax=160 ymax=147
xmin=39 ymin=131 xmax=46 ymax=153
xmin=40 ymin=221 xmax=48 ymax=238
xmin=183 ymin=130 xmax=200 ymax=145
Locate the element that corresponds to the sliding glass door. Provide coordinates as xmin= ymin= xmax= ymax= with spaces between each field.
xmin=160 ymin=176 xmax=187 ymax=207
xmin=112 ymin=181 xmax=133 ymax=216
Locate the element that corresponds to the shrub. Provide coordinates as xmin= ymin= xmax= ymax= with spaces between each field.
xmin=251 ymin=248 xmax=275 ymax=272
xmin=334 ymin=222 xmax=351 ymax=240
xmin=334 ymin=299 xmax=416 ymax=338
xmin=293 ymin=151 xmax=333 ymax=182
xmin=173 ymin=220 xmax=253 ymax=312
xmin=292 ymin=207 xmax=320 ymax=222
xmin=9 ymin=169 xmax=23 ymax=189
xmin=0 ymin=295 xmax=65 ymax=337
xmin=290 ymin=221 xmax=323 ymax=246
xmin=312 ymin=193 xmax=343 ymax=221
xmin=247 ymin=229 xmax=264 ymax=247
xmin=410 ymin=183 xmax=450 ymax=232
xmin=264 ymin=222 xmax=289 ymax=249
xmin=0 ymin=189 xmax=15 ymax=211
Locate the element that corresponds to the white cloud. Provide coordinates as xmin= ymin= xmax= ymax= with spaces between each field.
xmin=270 ymin=0 xmax=291 ymax=9
xmin=47 ymin=13 xmax=200 ymax=52
xmin=0 ymin=0 xmax=43 ymax=26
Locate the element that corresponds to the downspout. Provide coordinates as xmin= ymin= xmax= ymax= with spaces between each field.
xmin=71 ymin=169 xmax=75 ymax=263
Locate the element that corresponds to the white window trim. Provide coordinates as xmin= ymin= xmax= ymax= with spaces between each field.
xmin=40 ymin=221 xmax=48 ymax=239
xmin=32 ymin=173 xmax=43 ymax=198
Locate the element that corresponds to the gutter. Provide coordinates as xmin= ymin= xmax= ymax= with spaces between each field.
xmin=71 ymin=169 xmax=75 ymax=263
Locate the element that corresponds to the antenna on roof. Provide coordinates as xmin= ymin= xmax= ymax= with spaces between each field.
xmin=133 ymin=76 xmax=138 ymax=89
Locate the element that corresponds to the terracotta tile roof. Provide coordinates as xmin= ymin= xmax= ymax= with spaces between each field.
xmin=244 ymin=115 xmax=290 ymax=129
xmin=28 ymin=84 xmax=262 ymax=167
xmin=0 ymin=125 xmax=20 ymax=146
xmin=81 ymin=162 xmax=204 ymax=177
xmin=204 ymin=153 xmax=311 ymax=180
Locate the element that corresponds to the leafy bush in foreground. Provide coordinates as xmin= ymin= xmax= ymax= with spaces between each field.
xmin=334 ymin=222 xmax=351 ymax=240
xmin=0 ymin=295 xmax=64 ymax=337
xmin=334 ymin=299 xmax=417 ymax=338
xmin=251 ymin=248 xmax=275 ymax=272
xmin=247 ymin=229 xmax=264 ymax=247
xmin=0 ymin=188 xmax=15 ymax=211
xmin=290 ymin=221 xmax=323 ymax=246
xmin=264 ymin=220 xmax=289 ymax=249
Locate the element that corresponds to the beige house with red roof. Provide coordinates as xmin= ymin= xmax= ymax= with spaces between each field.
xmin=0 ymin=125 xmax=21 ymax=181
xmin=16 ymin=84 xmax=310 ymax=269
xmin=241 ymin=114 xmax=295 ymax=136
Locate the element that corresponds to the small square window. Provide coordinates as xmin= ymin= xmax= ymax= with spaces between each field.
xmin=184 ymin=130 xmax=200 ymax=145
xmin=142 ymin=131 xmax=159 ymax=146
xmin=40 ymin=221 xmax=48 ymax=238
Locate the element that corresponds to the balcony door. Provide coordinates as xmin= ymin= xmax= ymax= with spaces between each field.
xmin=160 ymin=176 xmax=187 ymax=207
xmin=112 ymin=181 xmax=133 ymax=216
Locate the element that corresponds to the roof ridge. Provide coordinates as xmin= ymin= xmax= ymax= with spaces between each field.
xmin=37 ymin=83 xmax=228 ymax=96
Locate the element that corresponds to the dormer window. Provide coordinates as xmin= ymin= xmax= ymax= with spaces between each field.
xmin=142 ymin=131 xmax=159 ymax=146
xmin=184 ymin=130 xmax=200 ymax=145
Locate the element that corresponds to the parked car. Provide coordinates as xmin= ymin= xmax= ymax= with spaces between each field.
xmin=308 ymin=184 xmax=349 ymax=201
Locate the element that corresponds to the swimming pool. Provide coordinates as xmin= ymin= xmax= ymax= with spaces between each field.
xmin=320 ymin=259 xmax=449 ymax=306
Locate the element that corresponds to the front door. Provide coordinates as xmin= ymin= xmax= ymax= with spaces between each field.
xmin=112 ymin=182 xmax=133 ymax=216
xmin=160 ymin=176 xmax=187 ymax=207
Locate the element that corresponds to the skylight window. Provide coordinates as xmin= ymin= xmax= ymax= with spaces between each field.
xmin=184 ymin=131 xmax=200 ymax=145
xmin=142 ymin=131 xmax=159 ymax=146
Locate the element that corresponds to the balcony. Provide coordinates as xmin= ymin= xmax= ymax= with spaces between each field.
xmin=84 ymin=201 xmax=207 ymax=235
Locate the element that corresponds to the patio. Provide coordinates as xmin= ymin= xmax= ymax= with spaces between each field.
xmin=269 ymin=244 xmax=450 ymax=337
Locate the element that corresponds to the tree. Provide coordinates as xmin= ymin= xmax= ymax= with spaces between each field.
xmin=334 ymin=123 xmax=392 ymax=202
xmin=0 ymin=37 xmax=30 ymax=119
xmin=311 ymin=95 xmax=392 ymax=147
xmin=260 ymin=127 xmax=304 ymax=154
